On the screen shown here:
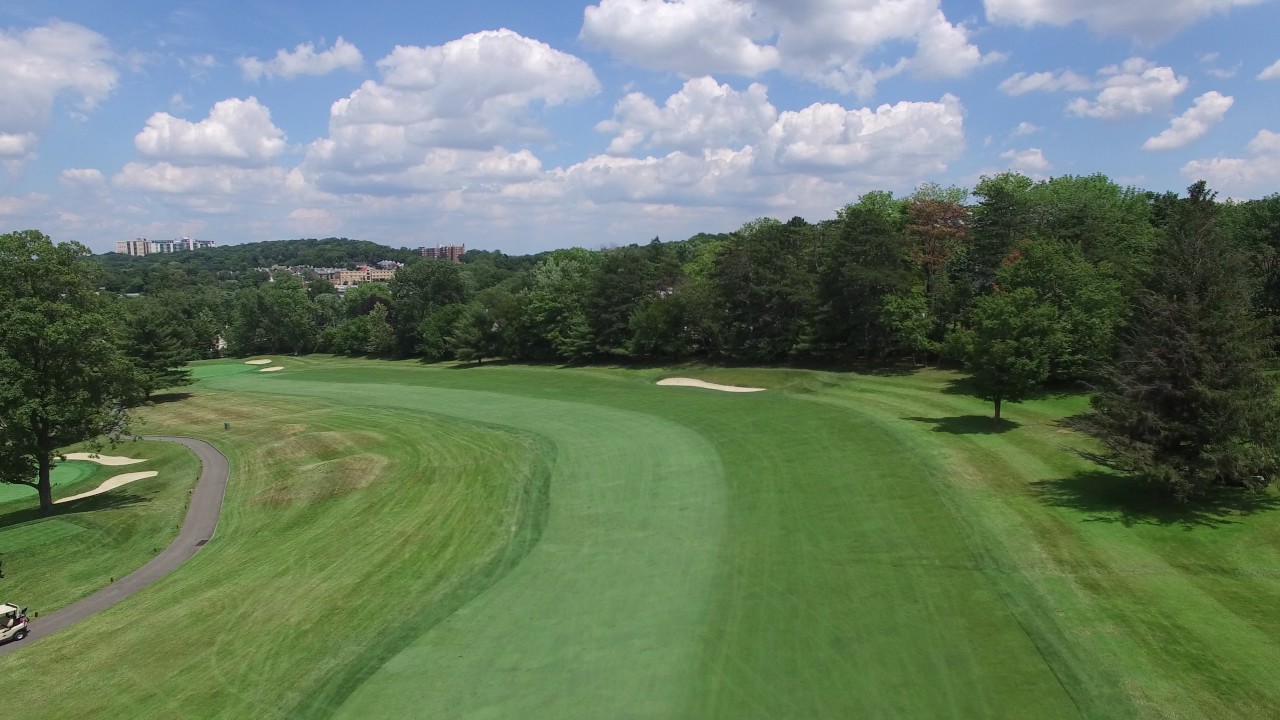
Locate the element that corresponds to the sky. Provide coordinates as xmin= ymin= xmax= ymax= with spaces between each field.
xmin=1 ymin=0 xmax=1279 ymax=255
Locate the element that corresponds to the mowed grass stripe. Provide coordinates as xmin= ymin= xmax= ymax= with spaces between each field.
xmin=827 ymin=371 xmax=1280 ymax=717
xmin=199 ymin=374 xmax=728 ymax=719
xmin=252 ymin=362 xmax=1079 ymax=718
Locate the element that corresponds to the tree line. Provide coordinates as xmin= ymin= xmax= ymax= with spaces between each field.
xmin=3 ymin=171 xmax=1280 ymax=510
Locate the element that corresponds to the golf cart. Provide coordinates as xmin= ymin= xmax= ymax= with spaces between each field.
xmin=0 ymin=603 xmax=29 ymax=644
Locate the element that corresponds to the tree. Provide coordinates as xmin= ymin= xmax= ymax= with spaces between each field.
xmin=0 ymin=231 xmax=141 ymax=515
xmin=962 ymin=287 xmax=1057 ymax=422
xmin=904 ymin=187 xmax=971 ymax=349
xmin=1085 ymin=183 xmax=1280 ymax=501
xmin=816 ymin=194 xmax=912 ymax=360
xmin=390 ymin=260 xmax=467 ymax=357
xmin=449 ymin=303 xmax=500 ymax=364
xmin=121 ymin=299 xmax=194 ymax=399
xmin=364 ymin=302 xmax=396 ymax=356
xmin=996 ymin=239 xmax=1125 ymax=384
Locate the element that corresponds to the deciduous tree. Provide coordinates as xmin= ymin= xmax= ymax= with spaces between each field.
xmin=0 ymin=231 xmax=140 ymax=515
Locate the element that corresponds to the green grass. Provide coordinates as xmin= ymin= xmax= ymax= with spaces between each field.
xmin=0 ymin=440 xmax=201 ymax=615
xmin=4 ymin=356 xmax=1280 ymax=718
xmin=0 ymin=460 xmax=99 ymax=504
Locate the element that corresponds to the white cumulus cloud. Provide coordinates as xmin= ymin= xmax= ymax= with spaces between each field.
xmin=0 ymin=21 xmax=117 ymax=162
xmin=1182 ymin=129 xmax=1280 ymax=193
xmin=0 ymin=132 xmax=38 ymax=159
xmin=581 ymin=0 xmax=779 ymax=76
xmin=581 ymin=0 xmax=1001 ymax=98
xmin=1143 ymin=91 xmax=1233 ymax=150
xmin=135 ymin=97 xmax=287 ymax=167
xmin=760 ymin=94 xmax=966 ymax=179
xmin=1000 ymin=147 xmax=1050 ymax=173
xmin=597 ymin=76 xmax=776 ymax=154
xmin=984 ymin=0 xmax=1263 ymax=41
xmin=59 ymin=168 xmax=106 ymax=187
xmin=1067 ymin=58 xmax=1188 ymax=119
xmin=304 ymin=29 xmax=599 ymax=194
xmin=1259 ymin=59 xmax=1280 ymax=80
xmin=238 ymin=37 xmax=363 ymax=81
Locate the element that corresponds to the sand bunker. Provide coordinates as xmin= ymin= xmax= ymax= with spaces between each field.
xmin=57 ymin=471 xmax=159 ymax=504
xmin=259 ymin=366 xmax=284 ymax=373
xmin=657 ymin=378 xmax=765 ymax=393
xmin=245 ymin=359 xmax=273 ymax=365
xmin=62 ymin=453 xmax=146 ymax=466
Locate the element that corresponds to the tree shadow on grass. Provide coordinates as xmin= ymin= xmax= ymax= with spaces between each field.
xmin=0 ymin=492 xmax=150 ymax=531
xmin=148 ymin=392 xmax=193 ymax=405
xmin=1031 ymin=470 xmax=1280 ymax=529
xmin=906 ymin=415 xmax=1021 ymax=434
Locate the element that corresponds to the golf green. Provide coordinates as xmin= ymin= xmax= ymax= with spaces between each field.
xmin=0 ymin=462 xmax=95 ymax=504
xmin=5 ymin=357 xmax=1280 ymax=719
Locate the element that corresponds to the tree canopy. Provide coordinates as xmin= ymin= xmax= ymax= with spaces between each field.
xmin=0 ymin=231 xmax=143 ymax=514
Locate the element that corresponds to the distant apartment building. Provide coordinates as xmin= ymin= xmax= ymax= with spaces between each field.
xmin=153 ymin=237 xmax=216 ymax=253
xmin=114 ymin=236 xmax=215 ymax=256
xmin=115 ymin=238 xmax=151 ymax=256
xmin=418 ymin=244 xmax=465 ymax=263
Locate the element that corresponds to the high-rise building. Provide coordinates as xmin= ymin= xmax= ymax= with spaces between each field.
xmin=115 ymin=238 xmax=151 ymax=256
xmin=118 ymin=236 xmax=216 ymax=255
xmin=418 ymin=244 xmax=465 ymax=263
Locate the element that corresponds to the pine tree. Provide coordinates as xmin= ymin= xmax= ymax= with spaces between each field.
xmin=1085 ymin=182 xmax=1280 ymax=501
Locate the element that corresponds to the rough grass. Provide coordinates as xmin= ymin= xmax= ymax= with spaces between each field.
xmin=0 ymin=381 xmax=546 ymax=720
xmin=5 ymin=356 xmax=1280 ymax=719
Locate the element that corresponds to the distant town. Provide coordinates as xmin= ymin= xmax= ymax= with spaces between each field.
xmin=114 ymin=237 xmax=466 ymax=291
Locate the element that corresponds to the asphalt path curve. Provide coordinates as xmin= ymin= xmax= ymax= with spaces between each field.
xmin=0 ymin=436 xmax=229 ymax=658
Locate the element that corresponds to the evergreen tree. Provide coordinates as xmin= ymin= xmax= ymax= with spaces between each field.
xmin=122 ymin=301 xmax=194 ymax=399
xmin=1085 ymin=182 xmax=1280 ymax=501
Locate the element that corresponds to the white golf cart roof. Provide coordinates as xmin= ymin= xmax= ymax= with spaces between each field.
xmin=0 ymin=603 xmax=18 ymax=614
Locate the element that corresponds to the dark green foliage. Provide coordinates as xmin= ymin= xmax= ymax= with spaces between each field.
xmin=228 ymin=275 xmax=316 ymax=355
xmin=391 ymin=260 xmax=467 ymax=357
xmin=816 ymin=195 xmax=912 ymax=360
xmin=0 ymin=230 xmax=141 ymax=514
xmin=960 ymin=287 xmax=1058 ymax=421
xmin=706 ymin=218 xmax=817 ymax=362
xmin=449 ymin=303 xmax=502 ymax=364
xmin=996 ymin=240 xmax=1125 ymax=383
xmin=121 ymin=300 xmax=195 ymax=399
xmin=969 ymin=172 xmax=1035 ymax=288
xmin=1085 ymin=183 xmax=1280 ymax=501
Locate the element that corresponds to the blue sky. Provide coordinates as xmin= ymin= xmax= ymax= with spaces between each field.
xmin=2 ymin=0 xmax=1278 ymax=254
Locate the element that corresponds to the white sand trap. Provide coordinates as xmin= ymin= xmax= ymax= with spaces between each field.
xmin=57 ymin=471 xmax=158 ymax=504
xmin=62 ymin=452 xmax=146 ymax=466
xmin=657 ymin=378 xmax=765 ymax=393
xmin=259 ymin=366 xmax=284 ymax=373
xmin=245 ymin=359 xmax=273 ymax=365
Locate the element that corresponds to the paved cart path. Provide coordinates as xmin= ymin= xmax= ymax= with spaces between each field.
xmin=0 ymin=436 xmax=228 ymax=658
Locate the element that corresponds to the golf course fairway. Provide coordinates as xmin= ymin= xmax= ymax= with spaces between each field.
xmin=4 ymin=356 xmax=1280 ymax=718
